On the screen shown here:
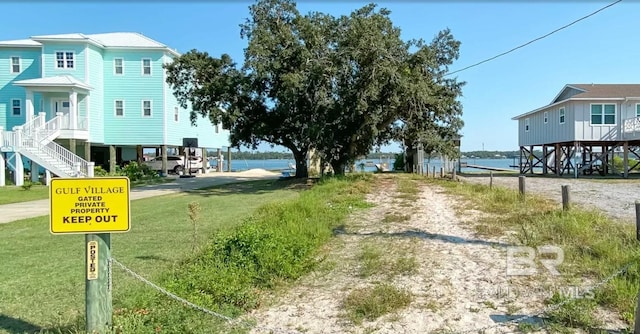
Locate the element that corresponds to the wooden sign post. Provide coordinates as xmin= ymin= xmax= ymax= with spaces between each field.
xmin=50 ymin=177 xmax=131 ymax=334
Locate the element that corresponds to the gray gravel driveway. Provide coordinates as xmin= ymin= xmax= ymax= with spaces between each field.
xmin=459 ymin=174 xmax=640 ymax=223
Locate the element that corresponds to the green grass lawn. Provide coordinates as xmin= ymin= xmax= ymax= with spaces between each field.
xmin=0 ymin=178 xmax=173 ymax=205
xmin=0 ymin=179 xmax=301 ymax=334
xmin=0 ymin=184 xmax=50 ymax=204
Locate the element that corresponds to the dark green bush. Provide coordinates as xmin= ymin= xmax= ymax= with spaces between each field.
xmin=163 ymin=175 xmax=372 ymax=315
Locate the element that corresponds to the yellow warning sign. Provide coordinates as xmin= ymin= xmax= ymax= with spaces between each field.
xmin=50 ymin=177 xmax=130 ymax=234
xmin=87 ymin=240 xmax=98 ymax=280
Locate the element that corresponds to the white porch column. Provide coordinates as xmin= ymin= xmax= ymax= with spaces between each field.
xmin=0 ymin=152 xmax=5 ymax=187
xmin=69 ymin=90 xmax=78 ymax=130
xmin=30 ymin=160 xmax=39 ymax=183
xmin=45 ymin=170 xmax=51 ymax=186
xmin=25 ymin=90 xmax=35 ymax=122
xmin=14 ymin=152 xmax=24 ymax=186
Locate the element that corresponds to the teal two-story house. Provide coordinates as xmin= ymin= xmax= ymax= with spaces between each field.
xmin=0 ymin=32 xmax=230 ymax=186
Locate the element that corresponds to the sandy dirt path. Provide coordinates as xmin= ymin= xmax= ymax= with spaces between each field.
xmin=244 ymin=175 xmax=622 ymax=334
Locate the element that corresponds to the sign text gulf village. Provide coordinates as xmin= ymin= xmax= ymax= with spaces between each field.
xmin=50 ymin=177 xmax=131 ymax=234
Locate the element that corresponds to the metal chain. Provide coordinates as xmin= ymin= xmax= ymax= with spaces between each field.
xmin=110 ymin=257 xmax=303 ymax=334
xmin=455 ymin=261 xmax=636 ymax=334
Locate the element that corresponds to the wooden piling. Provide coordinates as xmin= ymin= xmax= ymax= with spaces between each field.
xmin=561 ymin=185 xmax=570 ymax=211
xmin=635 ymin=200 xmax=640 ymax=242
xmin=518 ymin=175 xmax=526 ymax=199
xmin=489 ymin=171 xmax=493 ymax=189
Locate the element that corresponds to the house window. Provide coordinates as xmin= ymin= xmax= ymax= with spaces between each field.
xmin=174 ymin=106 xmax=179 ymax=122
xmin=636 ymin=103 xmax=640 ymax=118
xmin=114 ymin=58 xmax=124 ymax=75
xmin=142 ymin=100 xmax=152 ymax=117
xmin=141 ymin=58 xmax=151 ymax=75
xmin=55 ymin=51 xmax=74 ymax=69
xmin=559 ymin=107 xmax=565 ymax=124
xmin=524 ymin=118 xmax=530 ymax=132
xmin=114 ymin=100 xmax=124 ymax=116
xmin=215 ymin=124 xmax=219 ymax=133
xmin=10 ymin=56 xmax=20 ymax=73
xmin=590 ymin=103 xmax=615 ymax=125
xmin=11 ymin=99 xmax=21 ymax=116
xmin=543 ymin=111 xmax=548 ymax=124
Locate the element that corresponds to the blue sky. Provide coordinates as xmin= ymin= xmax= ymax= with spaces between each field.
xmin=2 ymin=0 xmax=638 ymax=153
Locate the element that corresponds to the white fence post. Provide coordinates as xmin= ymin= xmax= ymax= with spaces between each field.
xmin=88 ymin=162 xmax=95 ymax=177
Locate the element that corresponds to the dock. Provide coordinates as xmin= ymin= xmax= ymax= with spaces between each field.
xmin=465 ymin=164 xmax=518 ymax=172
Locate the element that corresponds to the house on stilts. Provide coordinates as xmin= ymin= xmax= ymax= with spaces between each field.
xmin=512 ymin=84 xmax=640 ymax=177
xmin=0 ymin=32 xmax=230 ymax=186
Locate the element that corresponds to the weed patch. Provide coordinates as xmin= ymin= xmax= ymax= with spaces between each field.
xmin=342 ymin=283 xmax=412 ymax=325
xmin=357 ymin=241 xmax=419 ymax=278
xmin=381 ymin=212 xmax=410 ymax=224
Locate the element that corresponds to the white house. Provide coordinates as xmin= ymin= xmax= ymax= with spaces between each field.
xmin=512 ymin=84 xmax=640 ymax=177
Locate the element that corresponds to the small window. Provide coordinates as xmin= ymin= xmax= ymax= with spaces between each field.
xmin=215 ymin=124 xmax=219 ymax=133
xmin=524 ymin=118 xmax=530 ymax=132
xmin=114 ymin=58 xmax=124 ymax=75
xmin=559 ymin=107 xmax=565 ymax=124
xmin=10 ymin=56 xmax=20 ymax=73
xmin=636 ymin=103 xmax=640 ymax=118
xmin=590 ymin=103 xmax=615 ymax=125
xmin=142 ymin=58 xmax=152 ymax=75
xmin=142 ymin=100 xmax=152 ymax=117
xmin=543 ymin=111 xmax=548 ymax=124
xmin=174 ymin=106 xmax=179 ymax=122
xmin=114 ymin=100 xmax=124 ymax=117
xmin=55 ymin=51 xmax=74 ymax=69
xmin=11 ymin=99 xmax=21 ymax=116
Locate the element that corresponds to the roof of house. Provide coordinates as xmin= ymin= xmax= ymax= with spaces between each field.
xmin=14 ymin=75 xmax=93 ymax=91
xmin=513 ymin=83 xmax=640 ymax=120
xmin=0 ymin=32 xmax=179 ymax=56
xmin=0 ymin=39 xmax=42 ymax=47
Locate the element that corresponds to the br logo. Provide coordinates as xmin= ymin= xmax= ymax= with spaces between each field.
xmin=506 ymin=245 xmax=564 ymax=276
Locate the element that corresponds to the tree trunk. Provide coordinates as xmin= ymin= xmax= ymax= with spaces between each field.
xmin=404 ymin=143 xmax=415 ymax=173
xmin=293 ymin=150 xmax=309 ymax=178
xmin=330 ymin=160 xmax=346 ymax=176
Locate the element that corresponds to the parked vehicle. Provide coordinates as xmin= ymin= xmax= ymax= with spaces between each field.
xmin=143 ymin=155 xmax=203 ymax=174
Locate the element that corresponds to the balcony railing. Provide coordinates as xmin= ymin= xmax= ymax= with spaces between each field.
xmin=623 ymin=116 xmax=640 ymax=134
xmin=59 ymin=114 xmax=88 ymax=130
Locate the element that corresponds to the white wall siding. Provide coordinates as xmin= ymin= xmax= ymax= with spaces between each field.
xmin=573 ymin=100 xmax=620 ymax=141
xmin=518 ymin=102 xmax=575 ymax=146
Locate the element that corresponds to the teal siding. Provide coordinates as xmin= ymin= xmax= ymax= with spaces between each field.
xmin=42 ymin=42 xmax=85 ymax=80
xmin=0 ymin=47 xmax=42 ymax=130
xmin=87 ymin=45 xmax=104 ymax=143
xmin=103 ymin=50 xmax=164 ymax=145
xmin=164 ymin=54 xmax=230 ymax=148
xmin=1 ymin=36 xmax=230 ymax=150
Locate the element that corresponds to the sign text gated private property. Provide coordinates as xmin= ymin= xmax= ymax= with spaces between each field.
xmin=50 ymin=177 xmax=130 ymax=234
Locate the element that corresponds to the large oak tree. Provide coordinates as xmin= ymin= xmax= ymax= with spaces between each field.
xmin=164 ymin=0 xmax=465 ymax=177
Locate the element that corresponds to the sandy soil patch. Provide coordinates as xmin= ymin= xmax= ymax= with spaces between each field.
xmin=243 ymin=175 xmax=631 ymax=333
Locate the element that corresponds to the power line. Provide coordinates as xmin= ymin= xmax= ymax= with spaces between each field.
xmin=445 ymin=0 xmax=622 ymax=77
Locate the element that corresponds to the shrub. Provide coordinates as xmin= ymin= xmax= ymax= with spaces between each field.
xmin=163 ymin=175 xmax=372 ymax=315
xmin=93 ymin=165 xmax=109 ymax=177
xmin=393 ymin=152 xmax=405 ymax=171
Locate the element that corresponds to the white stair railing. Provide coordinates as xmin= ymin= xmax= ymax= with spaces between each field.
xmin=13 ymin=112 xmax=91 ymax=177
